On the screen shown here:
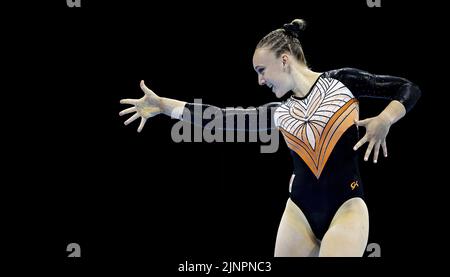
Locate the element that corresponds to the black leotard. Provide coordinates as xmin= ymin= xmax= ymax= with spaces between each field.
xmin=180 ymin=68 xmax=421 ymax=239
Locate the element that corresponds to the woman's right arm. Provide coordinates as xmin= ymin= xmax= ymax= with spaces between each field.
xmin=120 ymin=80 xmax=279 ymax=132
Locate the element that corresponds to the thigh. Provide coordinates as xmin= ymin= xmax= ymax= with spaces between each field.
xmin=319 ymin=197 xmax=369 ymax=257
xmin=274 ymin=198 xmax=320 ymax=257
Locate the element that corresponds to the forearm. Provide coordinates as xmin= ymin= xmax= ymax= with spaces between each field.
xmin=160 ymin=97 xmax=187 ymax=119
xmin=180 ymin=102 xmax=280 ymax=131
xmin=378 ymin=100 xmax=406 ymax=125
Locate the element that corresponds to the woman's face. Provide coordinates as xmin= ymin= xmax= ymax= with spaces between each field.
xmin=252 ymin=48 xmax=292 ymax=98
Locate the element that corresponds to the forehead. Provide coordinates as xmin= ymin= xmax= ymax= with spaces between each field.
xmin=253 ymin=48 xmax=276 ymax=66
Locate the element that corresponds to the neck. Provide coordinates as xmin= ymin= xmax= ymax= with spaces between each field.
xmin=291 ymin=64 xmax=322 ymax=98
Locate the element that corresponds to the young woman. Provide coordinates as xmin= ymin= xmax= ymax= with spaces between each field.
xmin=119 ymin=19 xmax=421 ymax=257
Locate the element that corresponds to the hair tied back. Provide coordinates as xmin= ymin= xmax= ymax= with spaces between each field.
xmin=282 ymin=19 xmax=306 ymax=39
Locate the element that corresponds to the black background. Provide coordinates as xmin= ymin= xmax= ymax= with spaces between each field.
xmin=7 ymin=0 xmax=440 ymax=273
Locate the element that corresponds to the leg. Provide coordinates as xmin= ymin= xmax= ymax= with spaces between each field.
xmin=319 ymin=197 xmax=369 ymax=257
xmin=274 ymin=198 xmax=320 ymax=257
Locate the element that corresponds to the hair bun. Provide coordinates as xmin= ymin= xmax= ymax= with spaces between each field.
xmin=283 ymin=19 xmax=306 ymax=38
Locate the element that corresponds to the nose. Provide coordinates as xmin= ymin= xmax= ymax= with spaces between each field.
xmin=258 ymin=75 xmax=266 ymax=86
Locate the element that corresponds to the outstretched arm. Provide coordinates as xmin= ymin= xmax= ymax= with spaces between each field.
xmin=120 ymin=81 xmax=280 ymax=132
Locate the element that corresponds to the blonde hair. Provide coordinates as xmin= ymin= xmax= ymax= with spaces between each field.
xmin=256 ymin=19 xmax=307 ymax=65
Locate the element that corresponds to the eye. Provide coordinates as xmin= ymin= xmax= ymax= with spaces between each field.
xmin=257 ymin=68 xmax=265 ymax=75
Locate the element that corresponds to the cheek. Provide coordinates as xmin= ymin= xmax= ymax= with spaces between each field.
xmin=270 ymin=73 xmax=284 ymax=85
xmin=275 ymin=73 xmax=290 ymax=87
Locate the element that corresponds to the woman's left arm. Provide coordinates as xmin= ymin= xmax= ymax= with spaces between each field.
xmin=332 ymin=68 xmax=421 ymax=163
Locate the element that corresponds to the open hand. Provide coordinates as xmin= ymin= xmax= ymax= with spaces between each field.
xmin=119 ymin=80 xmax=162 ymax=132
xmin=353 ymin=115 xmax=392 ymax=163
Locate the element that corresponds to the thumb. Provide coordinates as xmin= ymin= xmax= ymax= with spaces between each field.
xmin=355 ymin=118 xmax=371 ymax=126
xmin=140 ymin=80 xmax=155 ymax=97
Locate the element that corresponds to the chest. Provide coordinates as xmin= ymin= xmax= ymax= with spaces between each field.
xmin=274 ymin=77 xmax=358 ymax=143
xmin=273 ymin=77 xmax=359 ymax=178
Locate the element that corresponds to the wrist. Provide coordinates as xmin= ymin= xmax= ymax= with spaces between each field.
xmin=160 ymin=97 xmax=186 ymax=119
xmin=159 ymin=97 xmax=170 ymax=116
xmin=378 ymin=111 xmax=394 ymax=126
xmin=378 ymin=100 xmax=406 ymax=125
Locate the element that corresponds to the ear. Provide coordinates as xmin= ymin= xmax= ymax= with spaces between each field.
xmin=281 ymin=54 xmax=289 ymax=66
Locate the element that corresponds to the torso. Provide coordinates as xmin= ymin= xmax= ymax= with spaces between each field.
xmin=273 ymin=72 xmax=364 ymax=239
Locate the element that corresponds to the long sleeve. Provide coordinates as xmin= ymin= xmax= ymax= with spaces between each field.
xmin=180 ymin=102 xmax=280 ymax=132
xmin=327 ymin=67 xmax=421 ymax=113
